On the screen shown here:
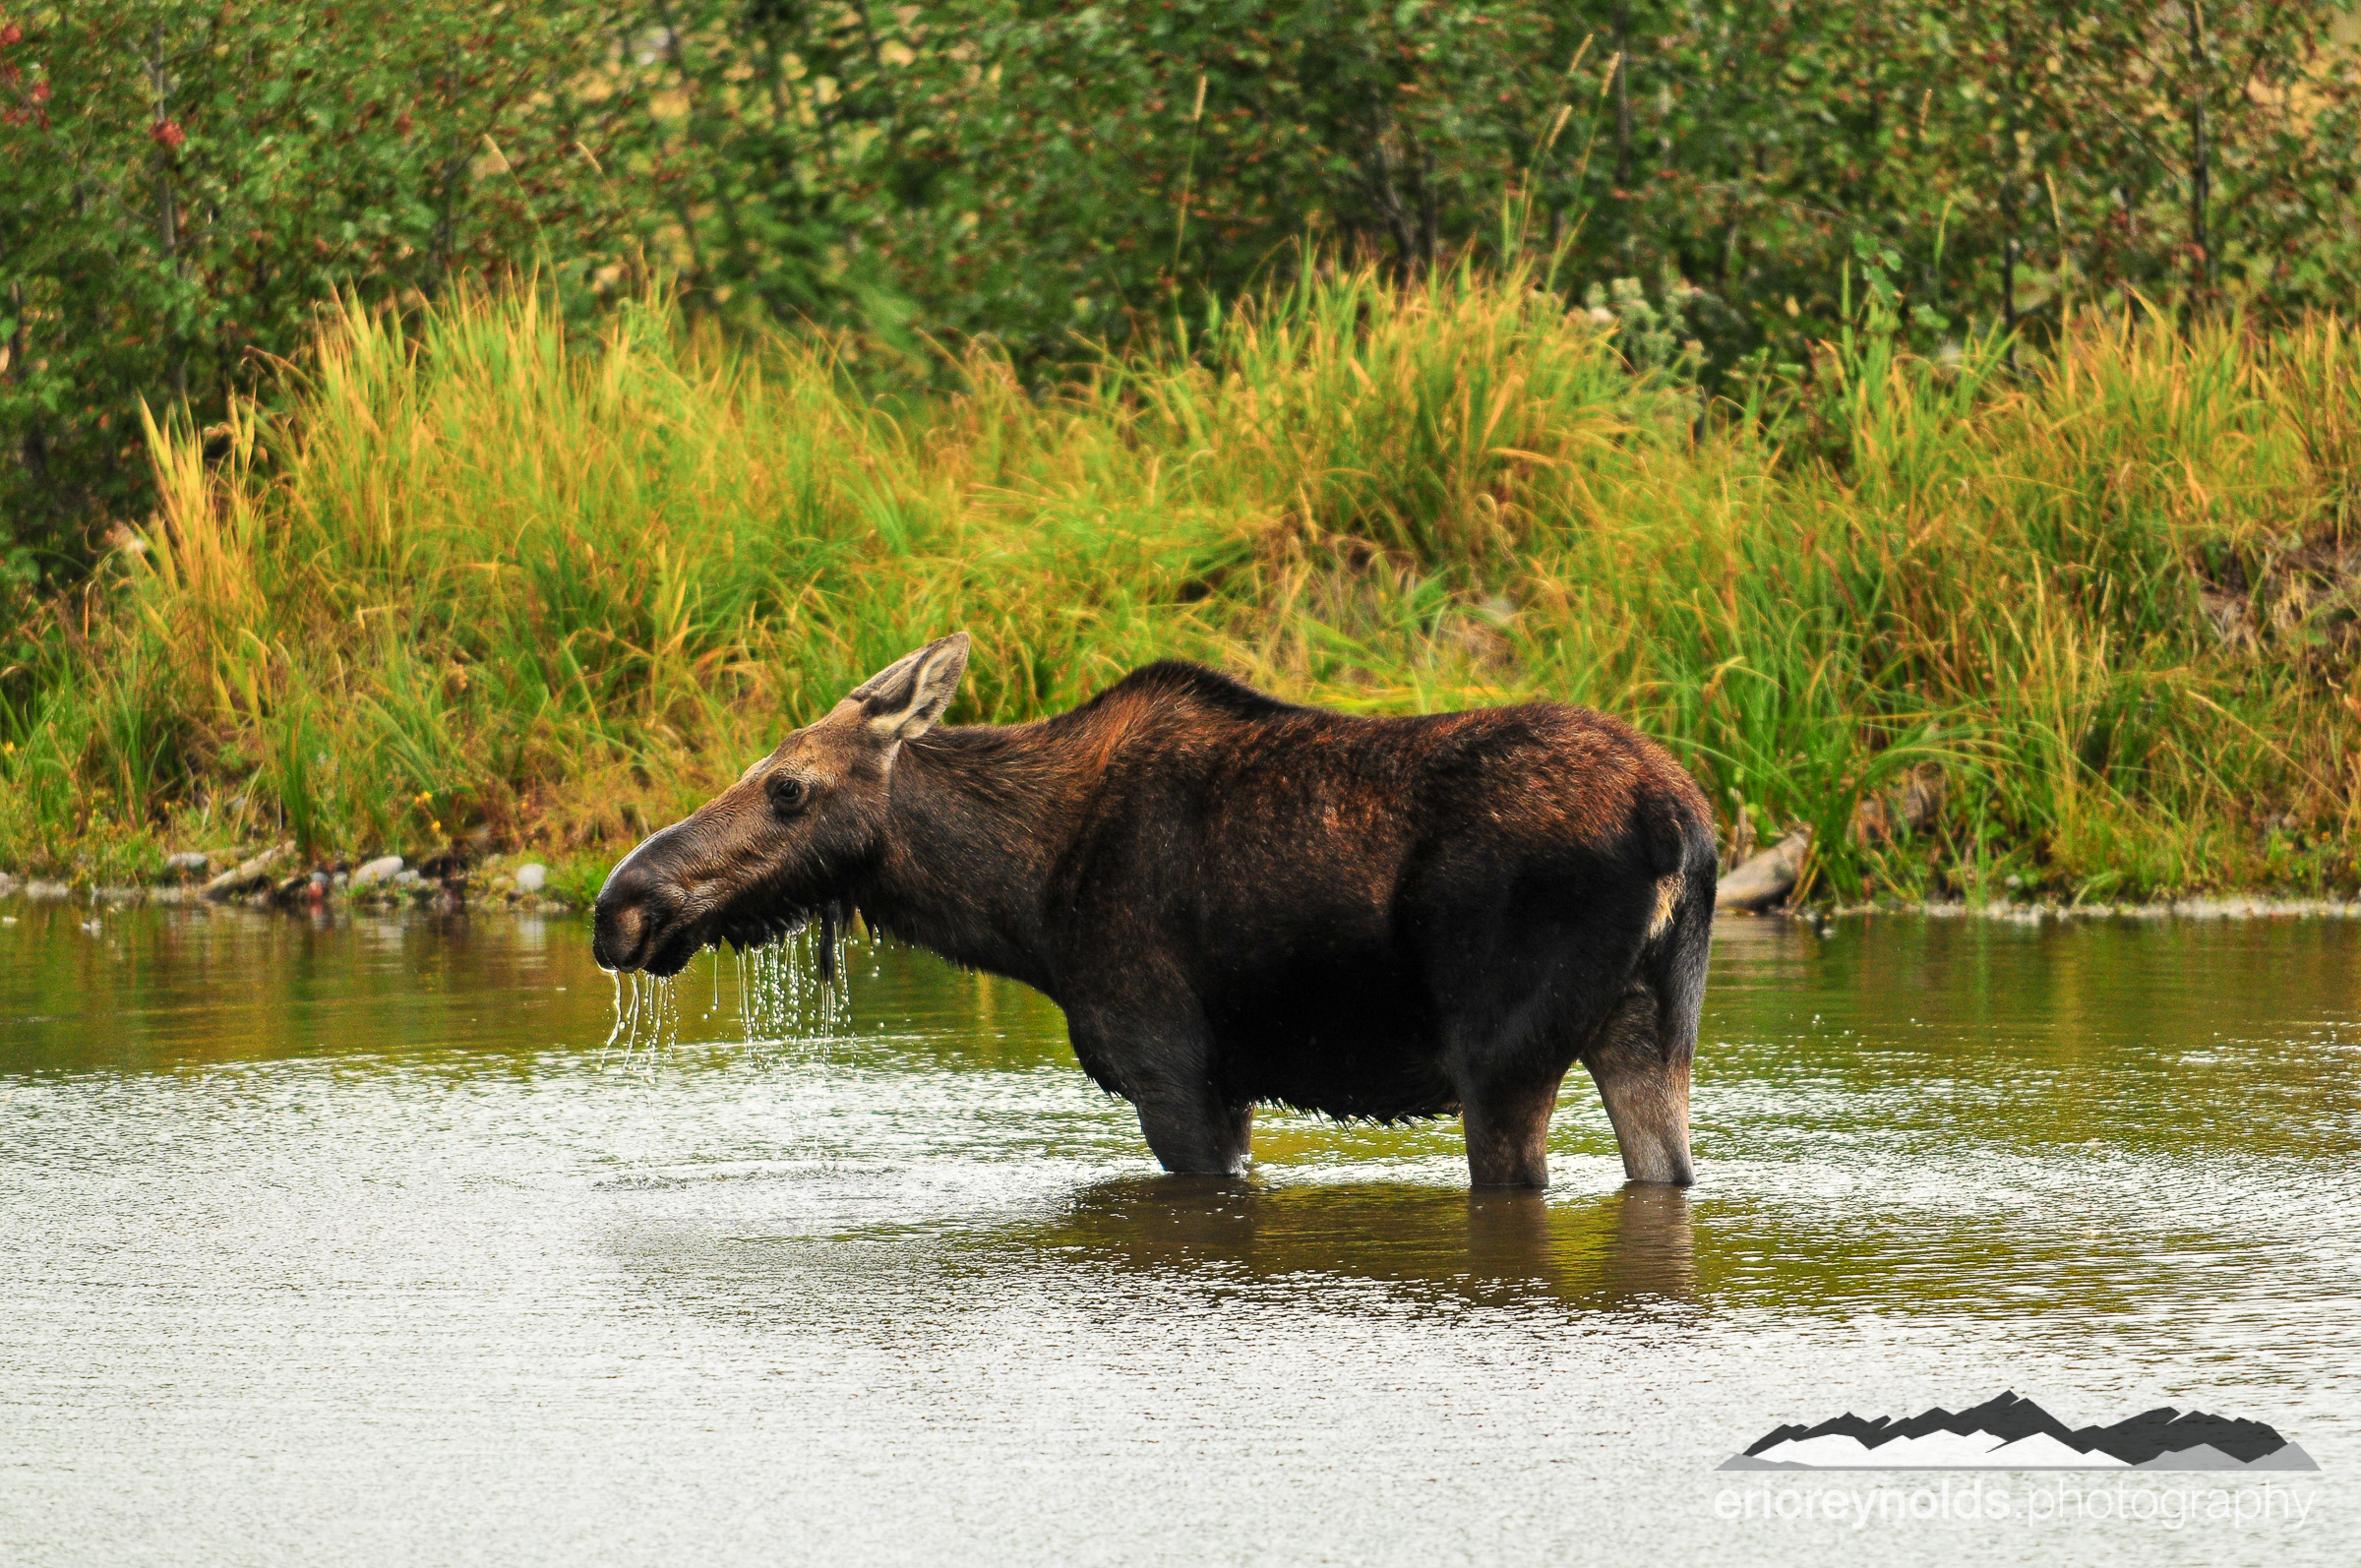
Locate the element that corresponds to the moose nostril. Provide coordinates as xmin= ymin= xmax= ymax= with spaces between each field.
xmin=592 ymin=900 xmax=648 ymax=968
xmin=592 ymin=823 xmax=688 ymax=968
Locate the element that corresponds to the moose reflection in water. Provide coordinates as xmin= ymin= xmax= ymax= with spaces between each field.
xmin=593 ymin=635 xmax=1717 ymax=1188
xmin=1019 ymin=1180 xmax=1699 ymax=1308
xmin=601 ymin=1179 xmax=1698 ymax=1325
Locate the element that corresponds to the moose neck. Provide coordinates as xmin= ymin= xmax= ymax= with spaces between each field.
xmin=852 ymin=724 xmax=1076 ymax=996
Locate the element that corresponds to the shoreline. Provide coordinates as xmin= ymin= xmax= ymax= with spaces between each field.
xmin=0 ymin=871 xmax=579 ymax=916
xmin=1818 ymin=896 xmax=2361 ymax=924
xmin=5 ymin=874 xmax=2355 ymax=927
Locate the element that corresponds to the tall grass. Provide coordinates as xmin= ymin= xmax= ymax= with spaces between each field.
xmin=3 ymin=264 xmax=2356 ymax=902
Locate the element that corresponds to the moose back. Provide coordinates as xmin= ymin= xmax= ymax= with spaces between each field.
xmin=592 ymin=634 xmax=1716 ymax=1186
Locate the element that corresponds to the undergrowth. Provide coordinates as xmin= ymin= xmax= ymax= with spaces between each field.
xmin=3 ymin=262 xmax=2356 ymax=903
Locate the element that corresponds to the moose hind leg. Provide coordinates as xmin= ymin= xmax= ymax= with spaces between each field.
xmin=1460 ymin=1074 xmax=1561 ymax=1188
xmin=1582 ymin=990 xmax=1694 ymax=1185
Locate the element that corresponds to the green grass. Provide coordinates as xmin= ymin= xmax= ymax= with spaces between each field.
xmin=3 ymin=263 xmax=2356 ymax=903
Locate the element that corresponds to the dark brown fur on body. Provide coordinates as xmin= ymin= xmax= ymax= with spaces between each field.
xmin=592 ymin=634 xmax=1716 ymax=1186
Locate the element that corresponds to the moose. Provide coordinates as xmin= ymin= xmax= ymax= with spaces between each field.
xmin=592 ymin=634 xmax=1716 ymax=1187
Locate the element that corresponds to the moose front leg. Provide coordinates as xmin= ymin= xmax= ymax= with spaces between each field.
xmin=1135 ymin=1093 xmax=1253 ymax=1176
xmin=1065 ymin=991 xmax=1251 ymax=1176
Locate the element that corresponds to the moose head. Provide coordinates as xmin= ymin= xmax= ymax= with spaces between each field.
xmin=591 ymin=633 xmax=971 ymax=977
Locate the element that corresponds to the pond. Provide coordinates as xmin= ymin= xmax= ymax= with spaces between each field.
xmin=2 ymin=901 xmax=2356 ymax=1566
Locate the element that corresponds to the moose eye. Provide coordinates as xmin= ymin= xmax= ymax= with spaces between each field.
xmin=766 ymin=773 xmax=810 ymax=816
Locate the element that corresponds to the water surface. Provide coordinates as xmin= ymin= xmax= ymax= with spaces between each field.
xmin=3 ymin=903 xmax=2356 ymax=1565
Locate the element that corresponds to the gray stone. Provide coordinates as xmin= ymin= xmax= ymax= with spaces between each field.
xmin=202 ymin=841 xmax=293 ymax=901
xmin=1717 ymin=830 xmax=1812 ymax=912
xmin=514 ymin=863 xmax=549 ymax=894
xmin=26 ymin=880 xmax=73 ymax=900
xmin=162 ymin=851 xmax=212 ymax=877
xmin=352 ymin=855 xmax=405 ymax=886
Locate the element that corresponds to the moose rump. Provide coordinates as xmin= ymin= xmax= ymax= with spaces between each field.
xmin=593 ymin=634 xmax=1716 ymax=1187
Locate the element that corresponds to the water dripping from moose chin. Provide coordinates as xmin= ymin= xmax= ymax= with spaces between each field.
xmin=601 ymin=915 xmax=853 ymax=1072
xmin=735 ymin=918 xmax=853 ymax=1055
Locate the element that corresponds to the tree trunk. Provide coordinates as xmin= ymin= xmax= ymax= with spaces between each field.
xmin=2187 ymin=0 xmax=2212 ymax=308
xmin=1999 ymin=8 xmax=2022 ymax=362
xmin=1612 ymin=8 xmax=1634 ymax=191
xmin=145 ymin=29 xmax=188 ymax=401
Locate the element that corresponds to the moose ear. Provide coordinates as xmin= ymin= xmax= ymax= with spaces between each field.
xmin=845 ymin=632 xmax=971 ymax=743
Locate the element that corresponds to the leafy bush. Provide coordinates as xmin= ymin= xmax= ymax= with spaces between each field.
xmin=0 ymin=4 xmax=638 ymax=566
xmin=4 ymin=1 xmax=2359 ymax=584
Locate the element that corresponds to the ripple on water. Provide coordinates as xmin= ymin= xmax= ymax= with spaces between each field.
xmin=0 ymin=903 xmax=2356 ymax=1567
